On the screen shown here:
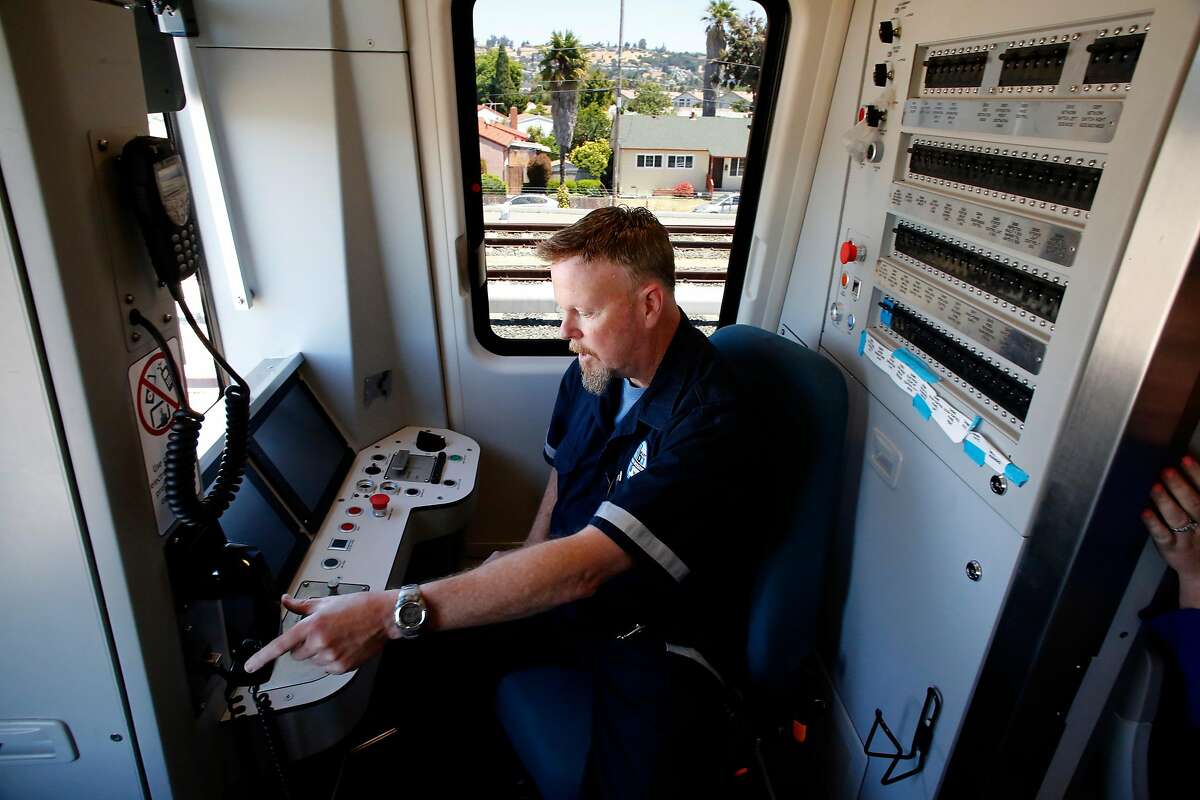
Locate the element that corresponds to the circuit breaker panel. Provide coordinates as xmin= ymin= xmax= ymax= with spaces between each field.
xmin=807 ymin=0 xmax=1199 ymax=534
xmin=779 ymin=0 xmax=1200 ymax=796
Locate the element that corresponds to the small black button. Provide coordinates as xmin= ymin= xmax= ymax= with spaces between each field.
xmin=416 ymin=430 xmax=447 ymax=452
xmin=878 ymin=20 xmax=895 ymax=44
xmin=873 ymin=63 xmax=889 ymax=87
xmin=322 ymin=557 xmax=339 ymax=568
xmin=364 ymin=465 xmax=381 ymax=475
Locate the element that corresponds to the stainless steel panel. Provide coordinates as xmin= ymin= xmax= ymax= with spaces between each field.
xmin=888 ymin=183 xmax=1082 ymax=266
xmin=903 ymin=98 xmax=1122 ymax=142
xmin=876 ymin=259 xmax=1048 ymax=374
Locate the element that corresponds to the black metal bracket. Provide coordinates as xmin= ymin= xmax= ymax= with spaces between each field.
xmin=863 ymin=687 xmax=943 ymax=785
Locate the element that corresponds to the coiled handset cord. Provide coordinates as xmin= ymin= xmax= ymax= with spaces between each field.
xmin=129 ymin=285 xmax=250 ymax=529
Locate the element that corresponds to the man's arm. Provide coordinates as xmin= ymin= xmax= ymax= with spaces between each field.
xmin=420 ymin=525 xmax=628 ymax=631
xmin=243 ymin=526 xmax=632 ymax=675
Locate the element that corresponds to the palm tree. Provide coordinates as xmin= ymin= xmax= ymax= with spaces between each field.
xmin=702 ymin=1 xmax=736 ymax=117
xmin=538 ymin=31 xmax=588 ymax=183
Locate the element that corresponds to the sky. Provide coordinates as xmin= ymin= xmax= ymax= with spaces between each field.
xmin=472 ymin=0 xmax=765 ymax=55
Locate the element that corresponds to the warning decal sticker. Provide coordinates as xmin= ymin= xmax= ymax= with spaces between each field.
xmin=136 ymin=349 xmax=180 ymax=435
xmin=127 ymin=340 xmax=187 ymax=535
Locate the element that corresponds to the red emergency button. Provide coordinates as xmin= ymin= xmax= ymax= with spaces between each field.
xmin=840 ymin=271 xmax=850 ymax=287
xmin=370 ymin=493 xmax=390 ymax=518
xmin=339 ymin=522 xmax=357 ymax=533
xmin=839 ymin=240 xmax=860 ymax=264
xmin=346 ymin=505 xmax=363 ymax=517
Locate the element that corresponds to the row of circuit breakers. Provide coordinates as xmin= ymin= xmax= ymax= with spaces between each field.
xmin=837 ymin=14 xmax=1151 ymax=480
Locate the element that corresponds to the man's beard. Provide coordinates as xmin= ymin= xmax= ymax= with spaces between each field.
xmin=570 ymin=341 xmax=613 ymax=396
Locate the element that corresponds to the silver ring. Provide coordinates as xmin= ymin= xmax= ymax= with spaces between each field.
xmin=1169 ymin=519 xmax=1200 ymax=534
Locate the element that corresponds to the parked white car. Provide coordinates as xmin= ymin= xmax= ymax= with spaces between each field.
xmin=497 ymin=194 xmax=558 ymax=219
xmin=691 ymin=193 xmax=740 ymax=214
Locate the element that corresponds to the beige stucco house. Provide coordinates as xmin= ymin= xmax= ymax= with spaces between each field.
xmin=614 ymin=115 xmax=750 ymax=197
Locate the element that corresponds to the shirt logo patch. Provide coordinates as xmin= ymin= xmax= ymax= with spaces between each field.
xmin=627 ymin=440 xmax=649 ymax=479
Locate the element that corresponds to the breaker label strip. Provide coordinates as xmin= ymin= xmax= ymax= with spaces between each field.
xmin=889 ymin=183 xmax=1081 ymax=267
xmin=902 ymin=98 xmax=1121 ymax=143
xmin=859 ymin=329 xmax=1029 ymax=486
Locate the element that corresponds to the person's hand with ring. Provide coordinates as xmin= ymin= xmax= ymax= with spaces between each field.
xmin=1143 ymin=454 xmax=1200 ymax=609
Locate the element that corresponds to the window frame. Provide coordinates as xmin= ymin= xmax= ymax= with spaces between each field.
xmin=637 ymin=153 xmax=663 ymax=168
xmin=451 ymin=0 xmax=791 ymax=355
xmin=728 ymin=157 xmax=745 ymax=177
xmin=161 ymin=111 xmax=229 ymax=405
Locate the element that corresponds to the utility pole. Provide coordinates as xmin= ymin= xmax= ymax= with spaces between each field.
xmin=611 ymin=0 xmax=625 ymax=206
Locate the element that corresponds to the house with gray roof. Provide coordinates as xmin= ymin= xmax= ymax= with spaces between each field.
xmin=614 ymin=115 xmax=750 ymax=197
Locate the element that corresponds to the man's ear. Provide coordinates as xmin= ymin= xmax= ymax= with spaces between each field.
xmin=640 ymin=282 xmax=664 ymax=327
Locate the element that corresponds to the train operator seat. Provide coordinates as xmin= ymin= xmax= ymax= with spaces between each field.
xmin=494 ymin=324 xmax=848 ymax=798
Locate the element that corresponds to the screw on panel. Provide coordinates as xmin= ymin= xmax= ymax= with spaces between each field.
xmin=110 ymin=734 xmax=123 ymax=742
xmin=124 ymin=294 xmax=135 ymax=304
xmin=967 ymin=560 xmax=984 ymax=582
xmin=97 ymin=139 xmax=109 ymax=151
xmin=131 ymin=331 xmax=142 ymax=342
xmin=990 ymin=475 xmax=1008 ymax=495
xmin=163 ymin=313 xmax=173 ymax=323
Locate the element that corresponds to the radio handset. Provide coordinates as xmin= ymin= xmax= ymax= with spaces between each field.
xmin=120 ymin=136 xmax=276 ymax=686
xmin=121 ymin=136 xmax=202 ymax=287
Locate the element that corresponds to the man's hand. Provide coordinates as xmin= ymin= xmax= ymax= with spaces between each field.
xmin=1143 ymin=454 xmax=1200 ymax=609
xmin=243 ymin=590 xmax=397 ymax=676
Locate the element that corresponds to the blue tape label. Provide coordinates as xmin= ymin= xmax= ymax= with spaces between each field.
xmin=912 ymin=394 xmax=932 ymax=420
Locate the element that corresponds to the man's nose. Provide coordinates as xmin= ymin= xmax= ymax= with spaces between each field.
xmin=559 ymin=316 xmax=577 ymax=341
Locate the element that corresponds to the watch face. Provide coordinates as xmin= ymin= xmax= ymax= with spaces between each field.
xmin=399 ymin=602 xmax=425 ymax=627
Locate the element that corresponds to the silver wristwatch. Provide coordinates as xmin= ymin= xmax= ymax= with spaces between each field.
xmin=393 ymin=584 xmax=427 ymax=638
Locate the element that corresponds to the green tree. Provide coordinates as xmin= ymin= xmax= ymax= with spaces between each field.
xmin=490 ymin=44 xmax=523 ymax=112
xmin=539 ymin=31 xmax=588 ymax=182
xmin=572 ymin=104 xmax=612 ymax=149
xmin=525 ymin=125 xmax=559 ymax=159
xmin=580 ymin=68 xmax=615 ymax=108
xmin=722 ymin=12 xmax=766 ymax=97
xmin=568 ymin=140 xmax=612 ymax=178
xmin=702 ymin=1 xmax=736 ymax=116
xmin=626 ymin=82 xmax=673 ymax=117
xmin=556 ymin=182 xmax=571 ymax=208
xmin=475 ymin=47 xmax=523 ymax=107
xmin=637 ymin=38 xmax=647 ymax=50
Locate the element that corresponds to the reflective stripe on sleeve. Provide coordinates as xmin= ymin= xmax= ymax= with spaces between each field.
xmin=544 ymin=441 xmax=556 ymax=461
xmin=594 ymin=501 xmax=689 ymax=581
xmin=665 ymin=644 xmax=725 ymax=686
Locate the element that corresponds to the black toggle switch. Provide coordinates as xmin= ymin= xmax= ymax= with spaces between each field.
xmin=864 ymin=105 xmax=886 ymax=128
xmin=873 ymin=63 xmax=890 ymax=87
xmin=878 ymin=20 xmax=897 ymax=44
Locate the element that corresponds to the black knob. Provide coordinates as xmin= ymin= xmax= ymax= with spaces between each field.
xmin=878 ymin=20 xmax=896 ymax=44
xmin=873 ymin=63 xmax=890 ymax=86
xmin=415 ymin=430 xmax=446 ymax=452
xmin=864 ymin=105 xmax=886 ymax=128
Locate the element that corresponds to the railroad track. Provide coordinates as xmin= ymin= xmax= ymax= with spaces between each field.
xmin=487 ymin=269 xmax=729 ymax=282
xmin=486 ymin=236 xmax=732 ymax=249
xmin=485 ymin=222 xmax=733 ymax=282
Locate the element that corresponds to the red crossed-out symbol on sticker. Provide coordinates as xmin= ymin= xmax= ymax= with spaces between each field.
xmin=137 ymin=351 xmax=179 ymax=435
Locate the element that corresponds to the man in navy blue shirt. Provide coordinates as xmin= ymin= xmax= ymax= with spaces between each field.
xmin=247 ymin=207 xmax=747 ymax=796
